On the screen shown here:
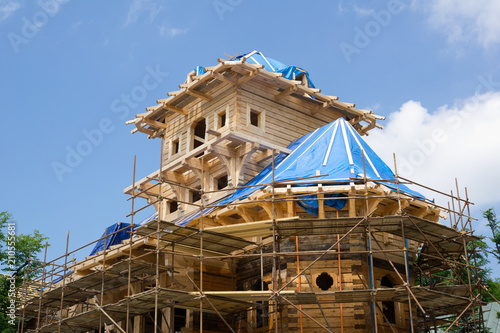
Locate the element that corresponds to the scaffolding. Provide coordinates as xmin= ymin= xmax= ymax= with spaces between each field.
xmin=14 ymin=52 xmax=498 ymax=332
xmin=14 ymin=151 xmax=494 ymax=333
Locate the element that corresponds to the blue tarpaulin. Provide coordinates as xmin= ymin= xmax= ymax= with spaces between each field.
xmin=193 ymin=51 xmax=316 ymax=88
xmin=139 ymin=211 xmax=157 ymax=226
xmin=89 ymin=222 xmax=132 ymax=256
xmin=173 ymin=118 xmax=428 ymax=226
xmin=234 ymin=51 xmax=316 ymax=88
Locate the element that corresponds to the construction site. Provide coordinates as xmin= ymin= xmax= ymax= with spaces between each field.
xmin=14 ymin=51 xmax=493 ymax=332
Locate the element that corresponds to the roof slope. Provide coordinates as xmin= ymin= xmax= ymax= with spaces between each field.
xmin=233 ymin=51 xmax=316 ymax=88
xmin=129 ymin=50 xmax=385 ymax=138
xmin=175 ymin=118 xmax=425 ymax=225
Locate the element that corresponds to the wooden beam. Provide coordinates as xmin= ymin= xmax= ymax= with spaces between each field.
xmin=141 ymin=118 xmax=167 ymax=129
xmin=237 ymin=207 xmax=259 ymax=223
xmin=361 ymin=121 xmax=376 ymax=134
xmin=206 ymin=129 xmax=221 ymax=137
xmin=161 ymin=170 xmax=185 ymax=184
xmin=318 ymin=186 xmax=325 ymax=219
xmin=236 ymin=69 xmax=259 ymax=86
xmin=207 ymin=144 xmax=236 ymax=158
xmin=227 ymin=132 xmax=291 ymax=154
xmin=349 ymin=115 xmax=365 ymax=126
xmin=134 ymin=120 xmax=155 ymax=136
xmin=185 ymin=88 xmax=212 ymax=102
xmin=348 ymin=189 xmax=356 ymax=217
xmin=312 ymin=101 xmax=329 ymax=115
xmin=167 ymin=89 xmax=183 ymax=97
xmin=139 ymin=183 xmax=160 ymax=196
xmin=255 ymin=149 xmax=277 ymax=163
xmin=236 ymin=142 xmax=260 ymax=158
xmin=163 ymin=103 xmax=189 ymax=116
xmin=275 ymin=84 xmax=297 ymax=100
xmin=212 ymin=72 xmax=236 ymax=85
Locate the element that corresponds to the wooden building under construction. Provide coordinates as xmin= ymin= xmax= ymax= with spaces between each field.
xmin=17 ymin=51 xmax=488 ymax=332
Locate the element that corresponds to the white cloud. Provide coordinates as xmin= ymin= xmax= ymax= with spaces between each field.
xmin=353 ymin=4 xmax=374 ymax=16
xmin=159 ymin=25 xmax=189 ymax=38
xmin=0 ymin=0 xmax=20 ymax=22
xmin=124 ymin=0 xmax=161 ymax=26
xmin=368 ymin=91 xmax=500 ymax=209
xmin=426 ymin=0 xmax=500 ymax=48
xmin=337 ymin=1 xmax=344 ymax=14
xmin=69 ymin=21 xmax=82 ymax=33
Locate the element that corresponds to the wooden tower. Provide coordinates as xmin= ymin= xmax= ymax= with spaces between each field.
xmin=17 ymin=51 xmax=483 ymax=333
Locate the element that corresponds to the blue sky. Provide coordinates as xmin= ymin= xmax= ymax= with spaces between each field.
xmin=1 ymin=0 xmax=500 ymax=276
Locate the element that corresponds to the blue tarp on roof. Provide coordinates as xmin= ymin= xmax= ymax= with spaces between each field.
xmin=193 ymin=51 xmax=316 ymax=88
xmin=139 ymin=211 xmax=157 ymax=226
xmin=89 ymin=222 xmax=132 ymax=256
xmin=234 ymin=51 xmax=316 ymax=88
xmin=88 ymin=213 xmax=157 ymax=256
xmin=174 ymin=118 xmax=427 ymax=226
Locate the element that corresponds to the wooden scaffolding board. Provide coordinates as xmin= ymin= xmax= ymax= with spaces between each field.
xmin=275 ymin=215 xmax=477 ymax=245
xmin=135 ymin=219 xmax=256 ymax=255
xmin=30 ymin=288 xmax=252 ymax=332
xmin=21 ymin=259 xmax=170 ymax=317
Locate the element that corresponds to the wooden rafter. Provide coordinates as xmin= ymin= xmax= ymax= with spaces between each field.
xmin=163 ymin=103 xmax=189 ymax=116
xmin=236 ymin=69 xmax=259 ymax=86
xmin=185 ymin=88 xmax=212 ymax=101
xmin=275 ymin=84 xmax=298 ymax=100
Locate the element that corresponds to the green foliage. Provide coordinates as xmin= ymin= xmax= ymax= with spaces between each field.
xmin=0 ymin=275 xmax=18 ymax=332
xmin=0 ymin=212 xmax=49 ymax=331
xmin=483 ymin=278 xmax=500 ymax=302
xmin=0 ymin=211 xmax=48 ymax=276
xmin=483 ymin=208 xmax=500 ymax=264
xmin=416 ymin=209 xmax=500 ymax=332
xmin=480 ymin=209 xmax=500 ymax=302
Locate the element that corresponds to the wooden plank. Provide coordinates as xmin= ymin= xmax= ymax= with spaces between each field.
xmin=185 ymin=88 xmax=212 ymax=101
xmin=205 ymin=216 xmax=298 ymax=238
xmin=275 ymin=84 xmax=297 ymax=100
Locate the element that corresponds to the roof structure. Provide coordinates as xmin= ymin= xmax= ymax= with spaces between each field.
xmin=175 ymin=117 xmax=426 ymax=225
xmin=128 ymin=50 xmax=385 ymax=138
xmin=231 ymin=51 xmax=317 ymax=88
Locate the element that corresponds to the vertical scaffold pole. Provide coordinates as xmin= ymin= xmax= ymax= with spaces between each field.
xmin=99 ymin=227 xmax=108 ymax=333
xmin=57 ymin=232 xmax=70 ymax=333
xmin=270 ymin=149 xmax=279 ymax=333
xmin=200 ymin=155 xmax=204 ymax=333
xmin=456 ymin=179 xmax=477 ymax=332
xmin=19 ymin=250 xmax=31 ymax=333
xmin=36 ymin=242 xmax=49 ymax=330
xmin=364 ymin=152 xmax=377 ymax=333
xmin=126 ymin=155 xmax=137 ymax=333
xmin=393 ymin=154 xmax=414 ymax=332
xmin=156 ymin=138 xmax=165 ymax=332
xmin=467 ymin=187 xmax=485 ymax=331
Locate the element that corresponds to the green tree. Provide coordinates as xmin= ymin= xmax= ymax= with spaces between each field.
xmin=0 ymin=212 xmax=49 ymax=332
xmin=416 ymin=221 xmax=500 ymax=332
xmin=483 ymin=208 xmax=500 ymax=264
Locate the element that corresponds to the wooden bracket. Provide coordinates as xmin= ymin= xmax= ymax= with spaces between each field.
xmin=163 ymin=103 xmax=189 ymax=116
xmin=237 ymin=69 xmax=259 ymax=86
xmin=275 ymin=84 xmax=297 ymax=100
xmin=185 ymin=88 xmax=212 ymax=102
xmin=212 ymin=71 xmax=237 ymax=85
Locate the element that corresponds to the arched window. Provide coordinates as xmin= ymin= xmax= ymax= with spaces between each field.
xmin=381 ymin=275 xmax=396 ymax=324
xmin=192 ymin=118 xmax=206 ymax=150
